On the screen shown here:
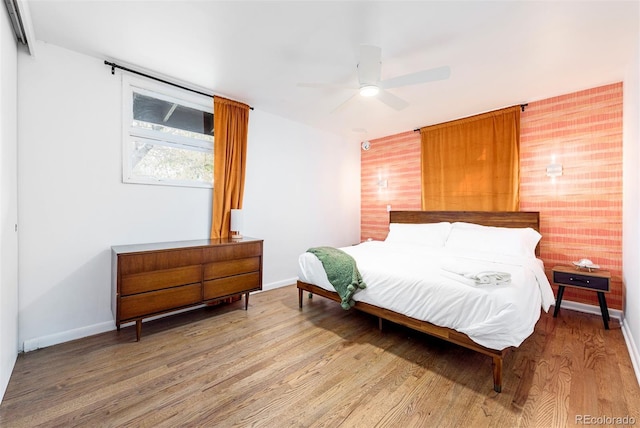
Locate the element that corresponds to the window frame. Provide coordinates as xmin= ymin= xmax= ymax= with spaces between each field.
xmin=121 ymin=74 xmax=214 ymax=188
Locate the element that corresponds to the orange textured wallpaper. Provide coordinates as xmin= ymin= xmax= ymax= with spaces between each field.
xmin=361 ymin=131 xmax=422 ymax=241
xmin=520 ymin=83 xmax=623 ymax=309
xmin=360 ymin=83 xmax=623 ymax=310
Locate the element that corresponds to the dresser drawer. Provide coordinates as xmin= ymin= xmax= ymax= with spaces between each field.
xmin=204 ymin=272 xmax=261 ymax=300
xmin=119 ymin=283 xmax=202 ymax=321
xmin=202 ymin=242 xmax=262 ymax=262
xmin=553 ymin=270 xmax=610 ymax=292
xmin=112 ymin=238 xmax=263 ymax=340
xmin=118 ymin=248 xmax=202 ymax=276
xmin=121 ymin=265 xmax=202 ymax=295
xmin=203 ymin=257 xmax=260 ymax=281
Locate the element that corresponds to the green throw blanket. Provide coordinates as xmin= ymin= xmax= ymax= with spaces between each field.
xmin=307 ymin=246 xmax=366 ymax=310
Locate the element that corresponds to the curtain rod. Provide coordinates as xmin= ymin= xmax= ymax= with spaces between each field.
xmin=412 ymin=103 xmax=528 ymax=132
xmin=104 ymin=60 xmax=254 ymax=110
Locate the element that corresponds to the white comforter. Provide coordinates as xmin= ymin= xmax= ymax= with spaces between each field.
xmin=297 ymin=241 xmax=555 ymax=351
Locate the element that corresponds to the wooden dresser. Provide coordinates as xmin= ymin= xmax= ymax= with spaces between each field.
xmin=111 ymin=237 xmax=263 ymax=340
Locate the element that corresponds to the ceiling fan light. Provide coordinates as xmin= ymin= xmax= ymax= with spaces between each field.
xmin=359 ymin=85 xmax=379 ymax=97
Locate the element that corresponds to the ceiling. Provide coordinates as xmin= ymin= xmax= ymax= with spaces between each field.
xmin=21 ymin=1 xmax=639 ymax=143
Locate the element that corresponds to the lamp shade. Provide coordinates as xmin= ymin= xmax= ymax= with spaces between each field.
xmin=230 ymin=209 xmax=243 ymax=232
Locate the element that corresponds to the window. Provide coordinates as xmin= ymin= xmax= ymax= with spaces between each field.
xmin=122 ymin=75 xmax=214 ymax=188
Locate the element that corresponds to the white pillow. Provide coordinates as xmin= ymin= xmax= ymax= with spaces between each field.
xmin=385 ymin=222 xmax=452 ymax=247
xmin=445 ymin=222 xmax=541 ymax=258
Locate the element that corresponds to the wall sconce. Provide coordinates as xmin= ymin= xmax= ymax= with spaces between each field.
xmin=546 ymin=163 xmax=563 ymax=178
xmin=230 ymin=209 xmax=243 ymax=239
xmin=377 ymin=179 xmax=388 ymax=188
xmin=546 ymin=154 xmax=562 ymax=183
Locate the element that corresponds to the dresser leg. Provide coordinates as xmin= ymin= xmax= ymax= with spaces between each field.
xmin=597 ymin=292 xmax=610 ymax=330
xmin=244 ymin=292 xmax=250 ymax=310
xmin=135 ymin=319 xmax=142 ymax=342
xmin=553 ymin=286 xmax=565 ymax=317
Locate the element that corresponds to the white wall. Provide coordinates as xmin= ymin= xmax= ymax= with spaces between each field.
xmin=0 ymin=7 xmax=19 ymax=400
xmin=244 ymin=109 xmax=360 ymax=289
xmin=17 ymin=41 xmax=360 ymax=350
xmin=622 ymin=24 xmax=640 ymax=381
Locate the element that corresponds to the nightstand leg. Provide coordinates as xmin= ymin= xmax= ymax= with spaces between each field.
xmin=553 ymin=286 xmax=565 ymax=317
xmin=597 ymin=292 xmax=610 ymax=330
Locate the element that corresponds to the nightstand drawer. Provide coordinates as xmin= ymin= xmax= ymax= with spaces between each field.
xmin=553 ymin=270 xmax=609 ymax=292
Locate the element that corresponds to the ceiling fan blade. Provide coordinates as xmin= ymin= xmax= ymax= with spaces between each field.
xmin=330 ymin=93 xmax=359 ymax=114
xmin=377 ymin=89 xmax=409 ymax=111
xmin=380 ymin=65 xmax=451 ymax=89
xmin=357 ymin=45 xmax=382 ymax=85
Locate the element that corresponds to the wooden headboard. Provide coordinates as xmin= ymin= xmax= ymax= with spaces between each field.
xmin=389 ymin=210 xmax=541 ymax=256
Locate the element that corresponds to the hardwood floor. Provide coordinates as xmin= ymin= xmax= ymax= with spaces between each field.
xmin=1 ymin=285 xmax=638 ymax=427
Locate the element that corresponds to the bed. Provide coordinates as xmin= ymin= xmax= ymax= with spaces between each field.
xmin=296 ymin=211 xmax=555 ymax=392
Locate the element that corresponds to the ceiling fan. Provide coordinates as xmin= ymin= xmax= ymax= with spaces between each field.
xmin=298 ymin=45 xmax=450 ymax=111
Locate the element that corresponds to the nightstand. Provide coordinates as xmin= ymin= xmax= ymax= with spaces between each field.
xmin=552 ymin=265 xmax=611 ymax=329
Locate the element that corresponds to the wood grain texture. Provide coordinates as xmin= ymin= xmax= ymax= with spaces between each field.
xmin=1 ymin=285 xmax=637 ymax=427
xmin=112 ymin=237 xmax=263 ymax=340
xmin=298 ymin=280 xmax=507 ymax=393
xmin=121 ymin=265 xmax=202 ymax=295
xmin=117 ymin=248 xmax=203 ymax=276
xmin=390 ymin=210 xmax=539 ymax=230
xmin=202 ymin=241 xmax=263 ymax=262
xmin=298 ymin=282 xmax=505 ymax=359
xmin=204 ymin=272 xmax=261 ymax=300
xmin=119 ymin=283 xmax=202 ymax=320
xmin=301 ymin=210 xmax=539 ymax=392
xmin=203 ymin=256 xmax=261 ymax=280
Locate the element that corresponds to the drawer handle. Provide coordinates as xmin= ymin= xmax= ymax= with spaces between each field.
xmin=569 ymin=277 xmax=590 ymax=284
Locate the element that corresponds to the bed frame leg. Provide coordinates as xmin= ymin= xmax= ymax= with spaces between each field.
xmin=492 ymin=356 xmax=503 ymax=393
xmin=298 ymin=288 xmax=303 ymax=308
xmin=378 ymin=317 xmax=383 ymax=331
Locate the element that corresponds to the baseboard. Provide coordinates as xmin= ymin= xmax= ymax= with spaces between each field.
xmin=621 ymin=319 xmax=640 ymax=387
xmin=22 ymin=321 xmax=115 ymax=352
xmin=22 ymin=279 xmax=298 ymax=352
xmin=27 ymin=286 xmax=626 ymax=358
xmin=259 ymin=277 xmax=297 ymax=292
xmin=557 ymin=299 xmax=623 ymax=321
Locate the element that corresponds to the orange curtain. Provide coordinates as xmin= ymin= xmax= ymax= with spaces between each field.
xmin=210 ymin=96 xmax=250 ymax=239
xmin=420 ymin=106 xmax=520 ymax=211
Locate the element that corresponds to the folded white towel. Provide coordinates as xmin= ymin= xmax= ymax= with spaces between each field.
xmin=441 ymin=269 xmax=477 ymax=287
xmin=474 ymin=271 xmax=511 ymax=285
xmin=441 ymin=261 xmax=511 ymax=286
